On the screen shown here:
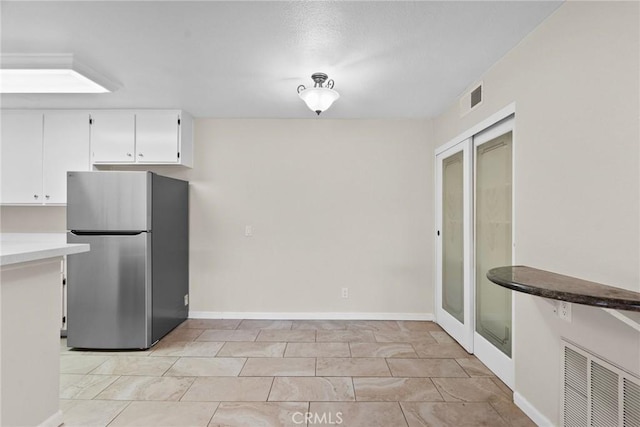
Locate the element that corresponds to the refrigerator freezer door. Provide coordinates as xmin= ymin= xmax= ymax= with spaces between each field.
xmin=67 ymin=171 xmax=151 ymax=232
xmin=67 ymin=232 xmax=152 ymax=349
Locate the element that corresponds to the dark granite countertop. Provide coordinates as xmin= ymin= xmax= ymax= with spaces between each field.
xmin=487 ymin=266 xmax=640 ymax=312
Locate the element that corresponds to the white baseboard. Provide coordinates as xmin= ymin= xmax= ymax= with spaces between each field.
xmin=514 ymin=392 xmax=553 ymax=427
xmin=39 ymin=410 xmax=63 ymax=427
xmin=188 ymin=311 xmax=434 ymax=321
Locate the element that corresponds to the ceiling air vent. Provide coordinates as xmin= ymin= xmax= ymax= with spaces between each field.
xmin=562 ymin=340 xmax=640 ymax=427
xmin=459 ymin=82 xmax=483 ymax=117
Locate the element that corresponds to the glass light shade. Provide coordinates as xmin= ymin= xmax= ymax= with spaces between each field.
xmin=298 ymin=87 xmax=340 ymax=115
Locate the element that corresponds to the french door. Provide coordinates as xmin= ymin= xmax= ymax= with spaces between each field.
xmin=436 ymin=116 xmax=515 ymax=387
xmin=435 ymin=138 xmax=474 ymax=352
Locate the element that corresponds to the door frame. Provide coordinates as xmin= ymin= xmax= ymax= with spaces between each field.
xmin=434 ymin=103 xmax=516 ymax=388
xmin=435 ymin=138 xmax=474 ymax=353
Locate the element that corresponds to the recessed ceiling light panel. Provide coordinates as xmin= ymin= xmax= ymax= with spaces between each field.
xmin=0 ymin=54 xmax=118 ymax=94
xmin=1 ymin=69 xmax=110 ymax=93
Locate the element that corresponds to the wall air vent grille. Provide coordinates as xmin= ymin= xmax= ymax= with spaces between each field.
xmin=471 ymin=85 xmax=482 ymax=108
xmin=562 ymin=341 xmax=640 ymax=427
xmin=591 ymin=361 xmax=619 ymax=426
xmin=564 ymin=346 xmax=588 ymax=427
xmin=459 ymin=82 xmax=483 ymax=117
xmin=624 ymin=379 xmax=640 ymax=427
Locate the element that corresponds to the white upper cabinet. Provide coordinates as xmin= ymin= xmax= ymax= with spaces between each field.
xmin=90 ymin=112 xmax=136 ymax=163
xmin=43 ymin=113 xmax=91 ymax=204
xmin=1 ymin=112 xmax=44 ymax=204
xmin=1 ymin=111 xmax=91 ymax=205
xmin=136 ymin=112 xmax=179 ymax=163
xmin=90 ymin=110 xmax=193 ymax=167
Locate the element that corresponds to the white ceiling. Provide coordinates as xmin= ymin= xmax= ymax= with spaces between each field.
xmin=1 ymin=1 xmax=562 ymax=119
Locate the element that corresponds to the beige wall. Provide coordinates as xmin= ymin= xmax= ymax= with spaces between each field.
xmin=2 ymin=119 xmax=435 ymax=317
xmin=185 ymin=119 xmax=434 ymax=316
xmin=432 ymin=2 xmax=639 ymax=424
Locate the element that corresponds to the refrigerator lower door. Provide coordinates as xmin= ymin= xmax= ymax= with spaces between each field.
xmin=67 ymin=232 xmax=152 ymax=349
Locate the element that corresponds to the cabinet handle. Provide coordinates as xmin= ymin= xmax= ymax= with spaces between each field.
xmin=45 ymin=195 xmax=50 ymax=200
xmin=33 ymin=194 xmax=39 ymax=200
xmin=138 ymin=153 xmax=144 ymax=157
xmin=127 ymin=153 xmax=132 ymax=157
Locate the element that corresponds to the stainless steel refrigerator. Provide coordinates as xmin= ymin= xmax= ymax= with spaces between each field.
xmin=66 ymin=171 xmax=189 ymax=349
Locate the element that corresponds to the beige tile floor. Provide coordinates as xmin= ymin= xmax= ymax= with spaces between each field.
xmin=59 ymin=319 xmax=535 ymax=427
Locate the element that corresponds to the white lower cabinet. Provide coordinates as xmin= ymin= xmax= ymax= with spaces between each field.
xmin=1 ymin=111 xmax=91 ymax=205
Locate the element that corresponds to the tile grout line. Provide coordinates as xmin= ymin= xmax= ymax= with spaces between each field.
xmin=88 ymin=374 xmax=121 ymax=400
xmin=265 ymin=376 xmax=276 ymax=402
xmin=487 ymin=400 xmax=513 ymax=426
xmin=452 ymin=357 xmax=471 ymax=378
xmin=205 ymin=402 xmax=222 ymax=426
xmin=384 ymin=357 xmax=393 ymax=377
xmin=237 ymin=356 xmax=250 ymax=376
xmin=351 ymin=376 xmax=357 ymax=402
xmin=408 ymin=342 xmax=420 ymax=359
xmin=193 ymin=328 xmax=205 ymax=341
xmin=397 ymin=401 xmax=411 ymax=427
xmin=103 ymin=400 xmax=133 ymax=427
xmin=160 ymin=355 xmax=182 ymax=377
xmin=428 ymin=377 xmax=447 ymax=402
xmin=175 ymin=375 xmax=198 ymax=401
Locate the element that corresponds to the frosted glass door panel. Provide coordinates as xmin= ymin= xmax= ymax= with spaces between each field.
xmin=475 ymin=132 xmax=512 ymax=357
xmin=442 ymin=151 xmax=464 ymax=322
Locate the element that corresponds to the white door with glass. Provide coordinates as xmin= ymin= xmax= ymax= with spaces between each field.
xmin=473 ymin=118 xmax=514 ymax=387
xmin=435 ymin=139 xmax=474 ymax=352
xmin=435 ymin=116 xmax=514 ymax=388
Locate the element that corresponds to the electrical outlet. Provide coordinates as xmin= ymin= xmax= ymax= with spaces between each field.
xmin=557 ymin=301 xmax=571 ymax=322
xmin=341 ymin=288 xmax=348 ymax=298
xmin=184 ymin=294 xmax=189 ymax=306
xmin=245 ymin=225 xmax=253 ymax=237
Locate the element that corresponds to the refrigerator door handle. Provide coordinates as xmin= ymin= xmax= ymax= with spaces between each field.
xmin=70 ymin=231 xmax=145 ymax=236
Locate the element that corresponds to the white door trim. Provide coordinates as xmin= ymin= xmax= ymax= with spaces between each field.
xmin=435 ymin=102 xmax=516 ymax=155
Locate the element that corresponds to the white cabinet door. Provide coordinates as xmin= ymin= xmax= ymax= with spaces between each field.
xmin=135 ymin=112 xmax=180 ymax=163
xmin=90 ymin=113 xmax=135 ymax=163
xmin=43 ymin=113 xmax=91 ymax=204
xmin=1 ymin=112 xmax=44 ymax=204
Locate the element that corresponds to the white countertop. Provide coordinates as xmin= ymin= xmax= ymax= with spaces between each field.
xmin=0 ymin=233 xmax=90 ymax=266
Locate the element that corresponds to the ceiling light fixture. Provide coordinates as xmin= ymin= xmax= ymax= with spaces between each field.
xmin=0 ymin=54 xmax=119 ymax=93
xmin=297 ymin=72 xmax=339 ymax=115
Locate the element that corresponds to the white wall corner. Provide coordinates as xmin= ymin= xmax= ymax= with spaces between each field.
xmin=514 ymin=392 xmax=554 ymax=427
xmin=188 ymin=312 xmax=434 ymax=321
